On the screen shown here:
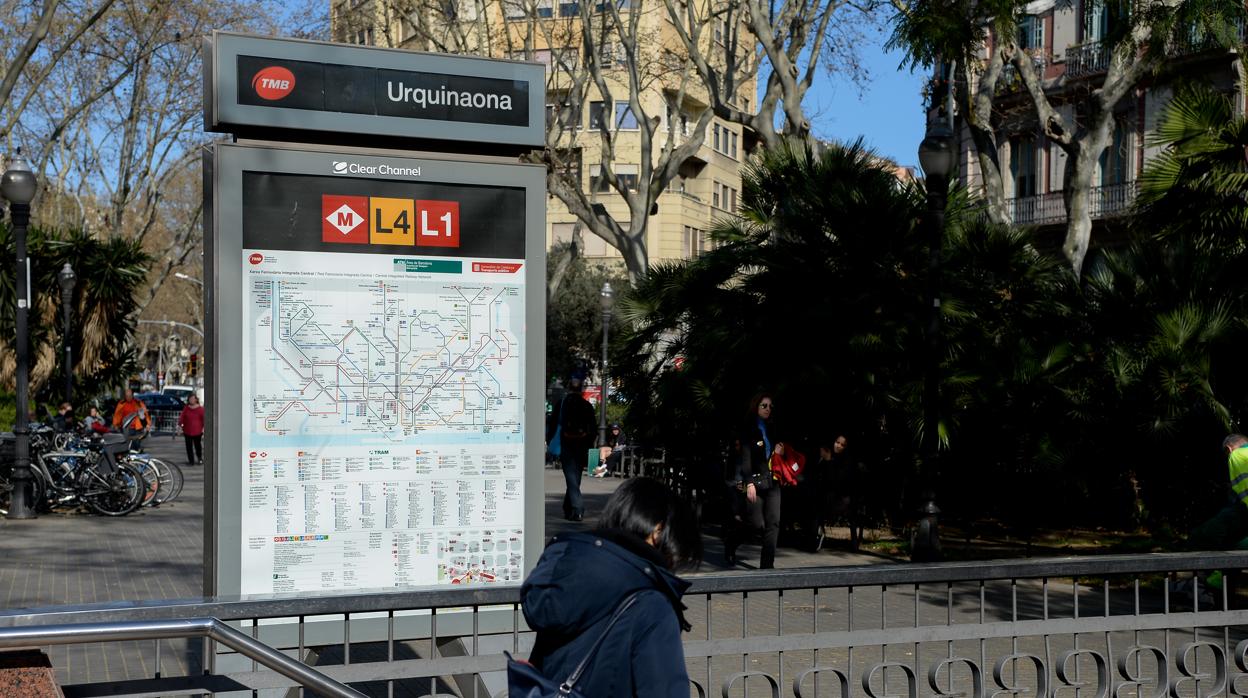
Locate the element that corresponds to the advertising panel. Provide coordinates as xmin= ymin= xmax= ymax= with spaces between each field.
xmin=207 ymin=143 xmax=545 ymax=598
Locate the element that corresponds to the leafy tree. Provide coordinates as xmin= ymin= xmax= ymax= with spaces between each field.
xmin=546 ymin=243 xmax=629 ymax=384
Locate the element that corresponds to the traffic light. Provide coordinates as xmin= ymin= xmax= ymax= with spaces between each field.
xmin=188 ymin=353 xmax=198 ymax=377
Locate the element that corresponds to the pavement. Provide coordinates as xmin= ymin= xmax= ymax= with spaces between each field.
xmin=0 ymin=439 xmax=891 ymax=692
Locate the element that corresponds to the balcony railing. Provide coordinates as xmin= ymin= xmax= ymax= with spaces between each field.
xmin=995 ymin=52 xmax=1048 ymax=94
xmin=1065 ymin=40 xmax=1109 ymax=78
xmin=1007 ymin=181 xmax=1137 ymax=226
xmin=1169 ymin=17 xmax=1247 ymax=56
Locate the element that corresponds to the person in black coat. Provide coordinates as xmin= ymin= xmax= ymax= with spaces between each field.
xmin=548 ymin=375 xmax=597 ymax=520
xmin=520 ymin=477 xmax=701 ymax=698
xmin=725 ymin=392 xmax=785 ymax=568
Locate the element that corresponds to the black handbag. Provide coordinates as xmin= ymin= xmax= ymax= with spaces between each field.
xmin=506 ymin=591 xmax=643 ymax=697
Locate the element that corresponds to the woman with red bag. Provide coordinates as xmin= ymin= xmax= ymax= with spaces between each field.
xmin=724 ymin=393 xmax=793 ymax=569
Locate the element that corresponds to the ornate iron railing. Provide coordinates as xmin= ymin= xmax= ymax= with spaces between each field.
xmin=1007 ymin=182 xmax=1136 ymax=226
xmin=2 ymin=550 xmax=1247 ymax=697
xmin=1065 ymin=41 xmax=1109 ymax=78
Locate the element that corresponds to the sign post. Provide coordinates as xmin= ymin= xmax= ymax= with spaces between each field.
xmin=203 ymin=32 xmax=545 ymax=615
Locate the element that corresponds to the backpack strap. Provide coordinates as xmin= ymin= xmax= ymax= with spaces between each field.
xmin=559 ymin=591 xmax=644 ymax=693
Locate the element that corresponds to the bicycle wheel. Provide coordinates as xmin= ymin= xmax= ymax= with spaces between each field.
xmin=81 ymin=464 xmax=144 ymax=516
xmin=0 ymin=471 xmax=45 ymax=517
xmin=148 ymin=458 xmax=184 ymax=505
xmin=126 ymin=458 xmax=161 ymax=507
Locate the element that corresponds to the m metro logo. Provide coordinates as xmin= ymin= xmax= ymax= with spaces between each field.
xmin=251 ymin=66 xmax=296 ymax=101
xmin=322 ymin=194 xmax=460 ymax=248
xmin=321 ymin=195 xmax=368 ymax=243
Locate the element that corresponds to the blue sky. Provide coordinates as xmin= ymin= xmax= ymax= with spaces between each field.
xmin=802 ymin=32 xmax=928 ymax=168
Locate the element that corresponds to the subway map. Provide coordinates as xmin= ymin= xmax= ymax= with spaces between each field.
xmin=246 ymin=274 xmax=523 ymax=443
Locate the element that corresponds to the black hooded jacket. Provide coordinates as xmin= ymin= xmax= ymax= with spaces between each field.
xmin=520 ymin=530 xmax=692 ymax=697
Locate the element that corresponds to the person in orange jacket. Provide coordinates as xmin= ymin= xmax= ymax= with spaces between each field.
xmin=112 ymin=388 xmax=149 ymax=449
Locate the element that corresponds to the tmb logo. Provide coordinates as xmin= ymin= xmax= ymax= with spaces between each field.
xmin=249 ymin=253 xmax=264 ymax=265
xmin=251 ymin=66 xmax=295 ymax=101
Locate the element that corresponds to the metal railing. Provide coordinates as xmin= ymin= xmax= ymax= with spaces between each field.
xmin=1007 ymin=182 xmax=1136 ymax=226
xmin=996 ymin=53 xmax=1048 ymax=94
xmin=1065 ymin=41 xmax=1109 ymax=78
xmin=0 ymin=617 xmax=365 ymax=697
xmin=3 ymin=551 xmax=1248 ymax=697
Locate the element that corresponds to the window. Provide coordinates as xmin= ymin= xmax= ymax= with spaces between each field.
xmin=1018 ymin=15 xmax=1044 ymax=50
xmin=588 ymin=101 xmax=607 ymax=129
xmin=615 ymin=102 xmax=638 ymax=129
xmin=504 ymin=0 xmax=527 ymax=19
xmin=683 ymin=226 xmax=706 ymax=258
xmin=714 ymin=17 xmax=728 ymax=44
xmin=551 ymin=222 xmax=577 ymax=248
xmin=713 ymin=181 xmax=738 ymax=210
xmin=1010 ymin=136 xmax=1037 ymax=197
xmin=559 ymin=1 xmax=579 ymax=15
xmin=1100 ymin=120 xmax=1130 ymax=185
xmin=711 ymin=123 xmax=738 ymax=159
xmin=546 ymin=96 xmax=580 ymax=130
xmin=591 ymin=164 xmax=639 ymax=192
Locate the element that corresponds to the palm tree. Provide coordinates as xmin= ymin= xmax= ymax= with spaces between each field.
xmin=1136 ymin=80 xmax=1248 ymax=251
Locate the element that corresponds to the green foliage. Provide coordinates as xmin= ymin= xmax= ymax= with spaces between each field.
xmin=614 ymin=134 xmax=1248 ymax=532
xmin=546 ymin=245 xmax=629 ymax=382
xmin=0 ymin=225 xmax=151 ymax=404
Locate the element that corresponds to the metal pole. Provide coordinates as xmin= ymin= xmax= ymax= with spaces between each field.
xmin=913 ymin=178 xmax=946 ymax=562
xmin=8 ymin=202 xmax=35 ymax=519
xmin=598 ymin=309 xmax=611 ymax=446
xmin=61 ymin=282 xmax=73 ymax=405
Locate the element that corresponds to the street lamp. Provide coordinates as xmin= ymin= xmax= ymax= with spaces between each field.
xmin=912 ymin=120 xmax=954 ymax=562
xmin=598 ymin=281 xmax=615 ymax=447
xmin=58 ymin=263 xmax=76 ymax=405
xmin=174 ymin=271 xmax=203 ymax=287
xmin=4 ymin=152 xmax=39 ymax=520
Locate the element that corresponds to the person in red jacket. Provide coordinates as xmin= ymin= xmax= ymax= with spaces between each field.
xmin=178 ymin=394 xmax=205 ymax=465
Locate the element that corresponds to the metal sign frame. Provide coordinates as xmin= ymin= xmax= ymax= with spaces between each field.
xmin=204 ymin=140 xmax=546 ymax=602
xmin=205 ymin=31 xmax=545 ymax=151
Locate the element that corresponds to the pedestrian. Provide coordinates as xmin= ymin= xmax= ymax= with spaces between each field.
xmin=806 ymin=433 xmax=859 ymax=551
xmin=51 ymin=402 xmax=75 ymax=432
xmin=548 ymin=374 xmax=596 ymax=521
xmin=517 ymin=477 xmax=701 ymax=697
xmin=1187 ymin=434 xmax=1248 ymax=550
xmin=178 ymin=394 xmax=205 ymax=465
xmin=724 ymin=393 xmax=787 ymax=568
xmin=81 ymin=407 xmax=109 ymax=435
xmin=112 ymin=388 xmax=149 ymax=450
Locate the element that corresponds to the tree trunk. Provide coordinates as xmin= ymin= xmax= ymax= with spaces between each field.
xmin=970 ymin=125 xmax=1009 ymax=224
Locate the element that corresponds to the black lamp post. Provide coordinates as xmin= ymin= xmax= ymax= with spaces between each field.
xmin=598 ymin=281 xmax=615 ymax=447
xmin=58 ymin=262 xmax=76 ymax=405
xmin=912 ymin=120 xmax=954 ymax=562
xmin=4 ymin=153 xmax=39 ymax=520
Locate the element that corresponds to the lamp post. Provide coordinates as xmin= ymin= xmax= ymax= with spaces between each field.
xmin=58 ymin=262 xmax=76 ymax=404
xmin=4 ymin=153 xmax=39 ymax=520
xmin=597 ymin=281 xmax=615 ymax=446
xmin=912 ymin=120 xmax=954 ymax=562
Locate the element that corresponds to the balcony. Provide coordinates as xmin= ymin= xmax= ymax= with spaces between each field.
xmin=1168 ymin=18 xmax=1246 ymax=57
xmin=1064 ymin=41 xmax=1109 ymax=78
xmin=995 ymin=53 xmax=1048 ymax=94
xmin=1006 ymin=181 xmax=1137 ymax=226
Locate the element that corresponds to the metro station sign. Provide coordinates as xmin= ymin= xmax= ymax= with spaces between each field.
xmin=205 ymin=32 xmax=544 ymax=149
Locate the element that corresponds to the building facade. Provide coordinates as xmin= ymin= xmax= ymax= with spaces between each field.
xmin=330 ymin=0 xmax=758 ymax=265
xmin=955 ymin=1 xmax=1243 ymax=233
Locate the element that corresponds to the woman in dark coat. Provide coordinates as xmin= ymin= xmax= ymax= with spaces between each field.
xmin=725 ymin=392 xmax=785 ymax=568
xmin=520 ymin=477 xmax=701 ymax=697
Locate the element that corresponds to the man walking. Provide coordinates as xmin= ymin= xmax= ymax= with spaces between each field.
xmin=548 ymin=375 xmax=596 ymax=521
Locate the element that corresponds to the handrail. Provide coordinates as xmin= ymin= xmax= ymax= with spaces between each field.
xmin=3 ymin=550 xmax=1248 ymax=628
xmin=0 ymin=617 xmax=366 ymax=698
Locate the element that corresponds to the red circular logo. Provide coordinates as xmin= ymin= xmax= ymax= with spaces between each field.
xmin=251 ymin=66 xmax=296 ymax=101
xmin=249 ymin=253 xmax=264 ymax=265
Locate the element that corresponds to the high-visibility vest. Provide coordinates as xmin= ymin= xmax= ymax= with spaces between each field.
xmin=1230 ymin=445 xmax=1248 ymax=507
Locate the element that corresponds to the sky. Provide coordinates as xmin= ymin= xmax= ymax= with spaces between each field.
xmin=801 ymin=31 xmax=929 ymax=168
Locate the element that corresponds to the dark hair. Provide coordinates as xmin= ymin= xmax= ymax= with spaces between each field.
xmin=747 ymin=392 xmax=773 ymax=419
xmin=1226 ymin=434 xmax=1248 ymax=451
xmin=596 ymin=477 xmax=702 ymax=569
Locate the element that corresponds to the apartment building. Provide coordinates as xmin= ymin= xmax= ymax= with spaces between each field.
xmin=956 ymin=2 xmax=1243 ymax=231
xmin=330 ymin=0 xmax=758 ymax=265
